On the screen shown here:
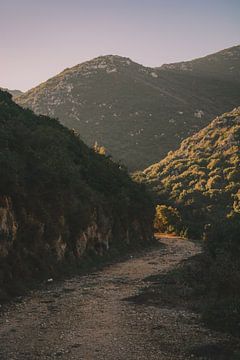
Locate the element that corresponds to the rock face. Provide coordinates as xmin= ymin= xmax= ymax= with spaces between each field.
xmin=0 ymin=90 xmax=154 ymax=297
xmin=16 ymin=46 xmax=240 ymax=170
xmin=0 ymin=196 xmax=18 ymax=258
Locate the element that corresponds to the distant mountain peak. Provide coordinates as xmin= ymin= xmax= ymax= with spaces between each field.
xmin=91 ymin=54 xmax=134 ymax=64
xmin=61 ymin=54 xmax=140 ymax=78
xmin=0 ymin=87 xmax=23 ymax=98
xmin=159 ymin=45 xmax=240 ymax=80
xmin=16 ymin=45 xmax=240 ymax=170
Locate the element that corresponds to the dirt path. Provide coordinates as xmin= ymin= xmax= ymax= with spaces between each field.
xmin=0 ymin=237 xmax=234 ymax=359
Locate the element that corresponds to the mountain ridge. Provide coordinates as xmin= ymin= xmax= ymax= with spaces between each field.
xmin=160 ymin=45 xmax=240 ymax=80
xmin=16 ymin=46 xmax=240 ymax=170
xmin=0 ymin=87 xmax=23 ymax=98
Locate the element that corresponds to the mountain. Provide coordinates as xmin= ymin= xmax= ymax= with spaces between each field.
xmin=0 ymin=87 xmax=23 ymax=98
xmin=160 ymin=45 xmax=240 ymax=81
xmin=0 ymin=90 xmax=153 ymax=299
xmin=138 ymin=107 xmax=240 ymax=242
xmin=138 ymin=106 xmax=240 ymax=334
xmin=16 ymin=46 xmax=240 ymax=170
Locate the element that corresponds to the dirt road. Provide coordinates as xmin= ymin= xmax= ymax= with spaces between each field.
xmin=0 ymin=237 xmax=235 ymax=359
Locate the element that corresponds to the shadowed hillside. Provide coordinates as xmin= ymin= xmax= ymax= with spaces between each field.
xmin=0 ymin=90 xmax=154 ymax=299
xmin=16 ymin=46 xmax=240 ymax=170
xmin=0 ymin=87 xmax=23 ymax=98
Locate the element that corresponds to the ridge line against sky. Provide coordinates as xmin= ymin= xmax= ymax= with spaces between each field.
xmin=1 ymin=0 xmax=240 ymax=91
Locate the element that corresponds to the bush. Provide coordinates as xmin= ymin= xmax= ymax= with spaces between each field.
xmin=154 ymin=205 xmax=181 ymax=234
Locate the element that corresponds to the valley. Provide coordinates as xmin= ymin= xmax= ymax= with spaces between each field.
xmin=1 ymin=1 xmax=240 ymax=358
xmin=1 ymin=43 xmax=240 ymax=359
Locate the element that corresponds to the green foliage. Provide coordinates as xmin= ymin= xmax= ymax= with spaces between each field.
xmin=154 ymin=205 xmax=181 ymax=234
xmin=140 ymin=107 xmax=240 ymax=333
xmin=0 ymin=90 xmax=154 ymax=294
xmin=142 ymin=107 xmax=240 ymax=249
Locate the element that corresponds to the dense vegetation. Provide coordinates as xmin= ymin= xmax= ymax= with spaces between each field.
xmin=139 ymin=107 xmax=240 ymax=242
xmin=136 ymin=107 xmax=240 ymax=333
xmin=0 ymin=90 xmax=154 ymax=299
xmin=16 ymin=46 xmax=240 ymax=170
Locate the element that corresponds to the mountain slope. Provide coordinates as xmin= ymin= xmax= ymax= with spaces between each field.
xmin=160 ymin=45 xmax=240 ymax=81
xmin=139 ymin=106 xmax=240 ymax=335
xmin=139 ymin=107 xmax=240 ymax=242
xmin=0 ymin=90 xmax=153 ymax=298
xmin=16 ymin=47 xmax=240 ymax=170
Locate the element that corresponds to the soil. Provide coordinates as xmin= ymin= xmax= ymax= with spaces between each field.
xmin=0 ymin=236 xmax=238 ymax=359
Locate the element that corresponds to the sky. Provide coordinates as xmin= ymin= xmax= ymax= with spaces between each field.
xmin=0 ymin=0 xmax=239 ymax=91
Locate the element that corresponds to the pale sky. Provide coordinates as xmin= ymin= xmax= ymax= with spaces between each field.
xmin=0 ymin=0 xmax=239 ymax=91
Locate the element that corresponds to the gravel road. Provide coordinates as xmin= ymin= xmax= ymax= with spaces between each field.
xmin=0 ymin=236 xmax=236 ymax=359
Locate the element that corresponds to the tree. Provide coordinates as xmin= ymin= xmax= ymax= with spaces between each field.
xmin=154 ymin=205 xmax=181 ymax=234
